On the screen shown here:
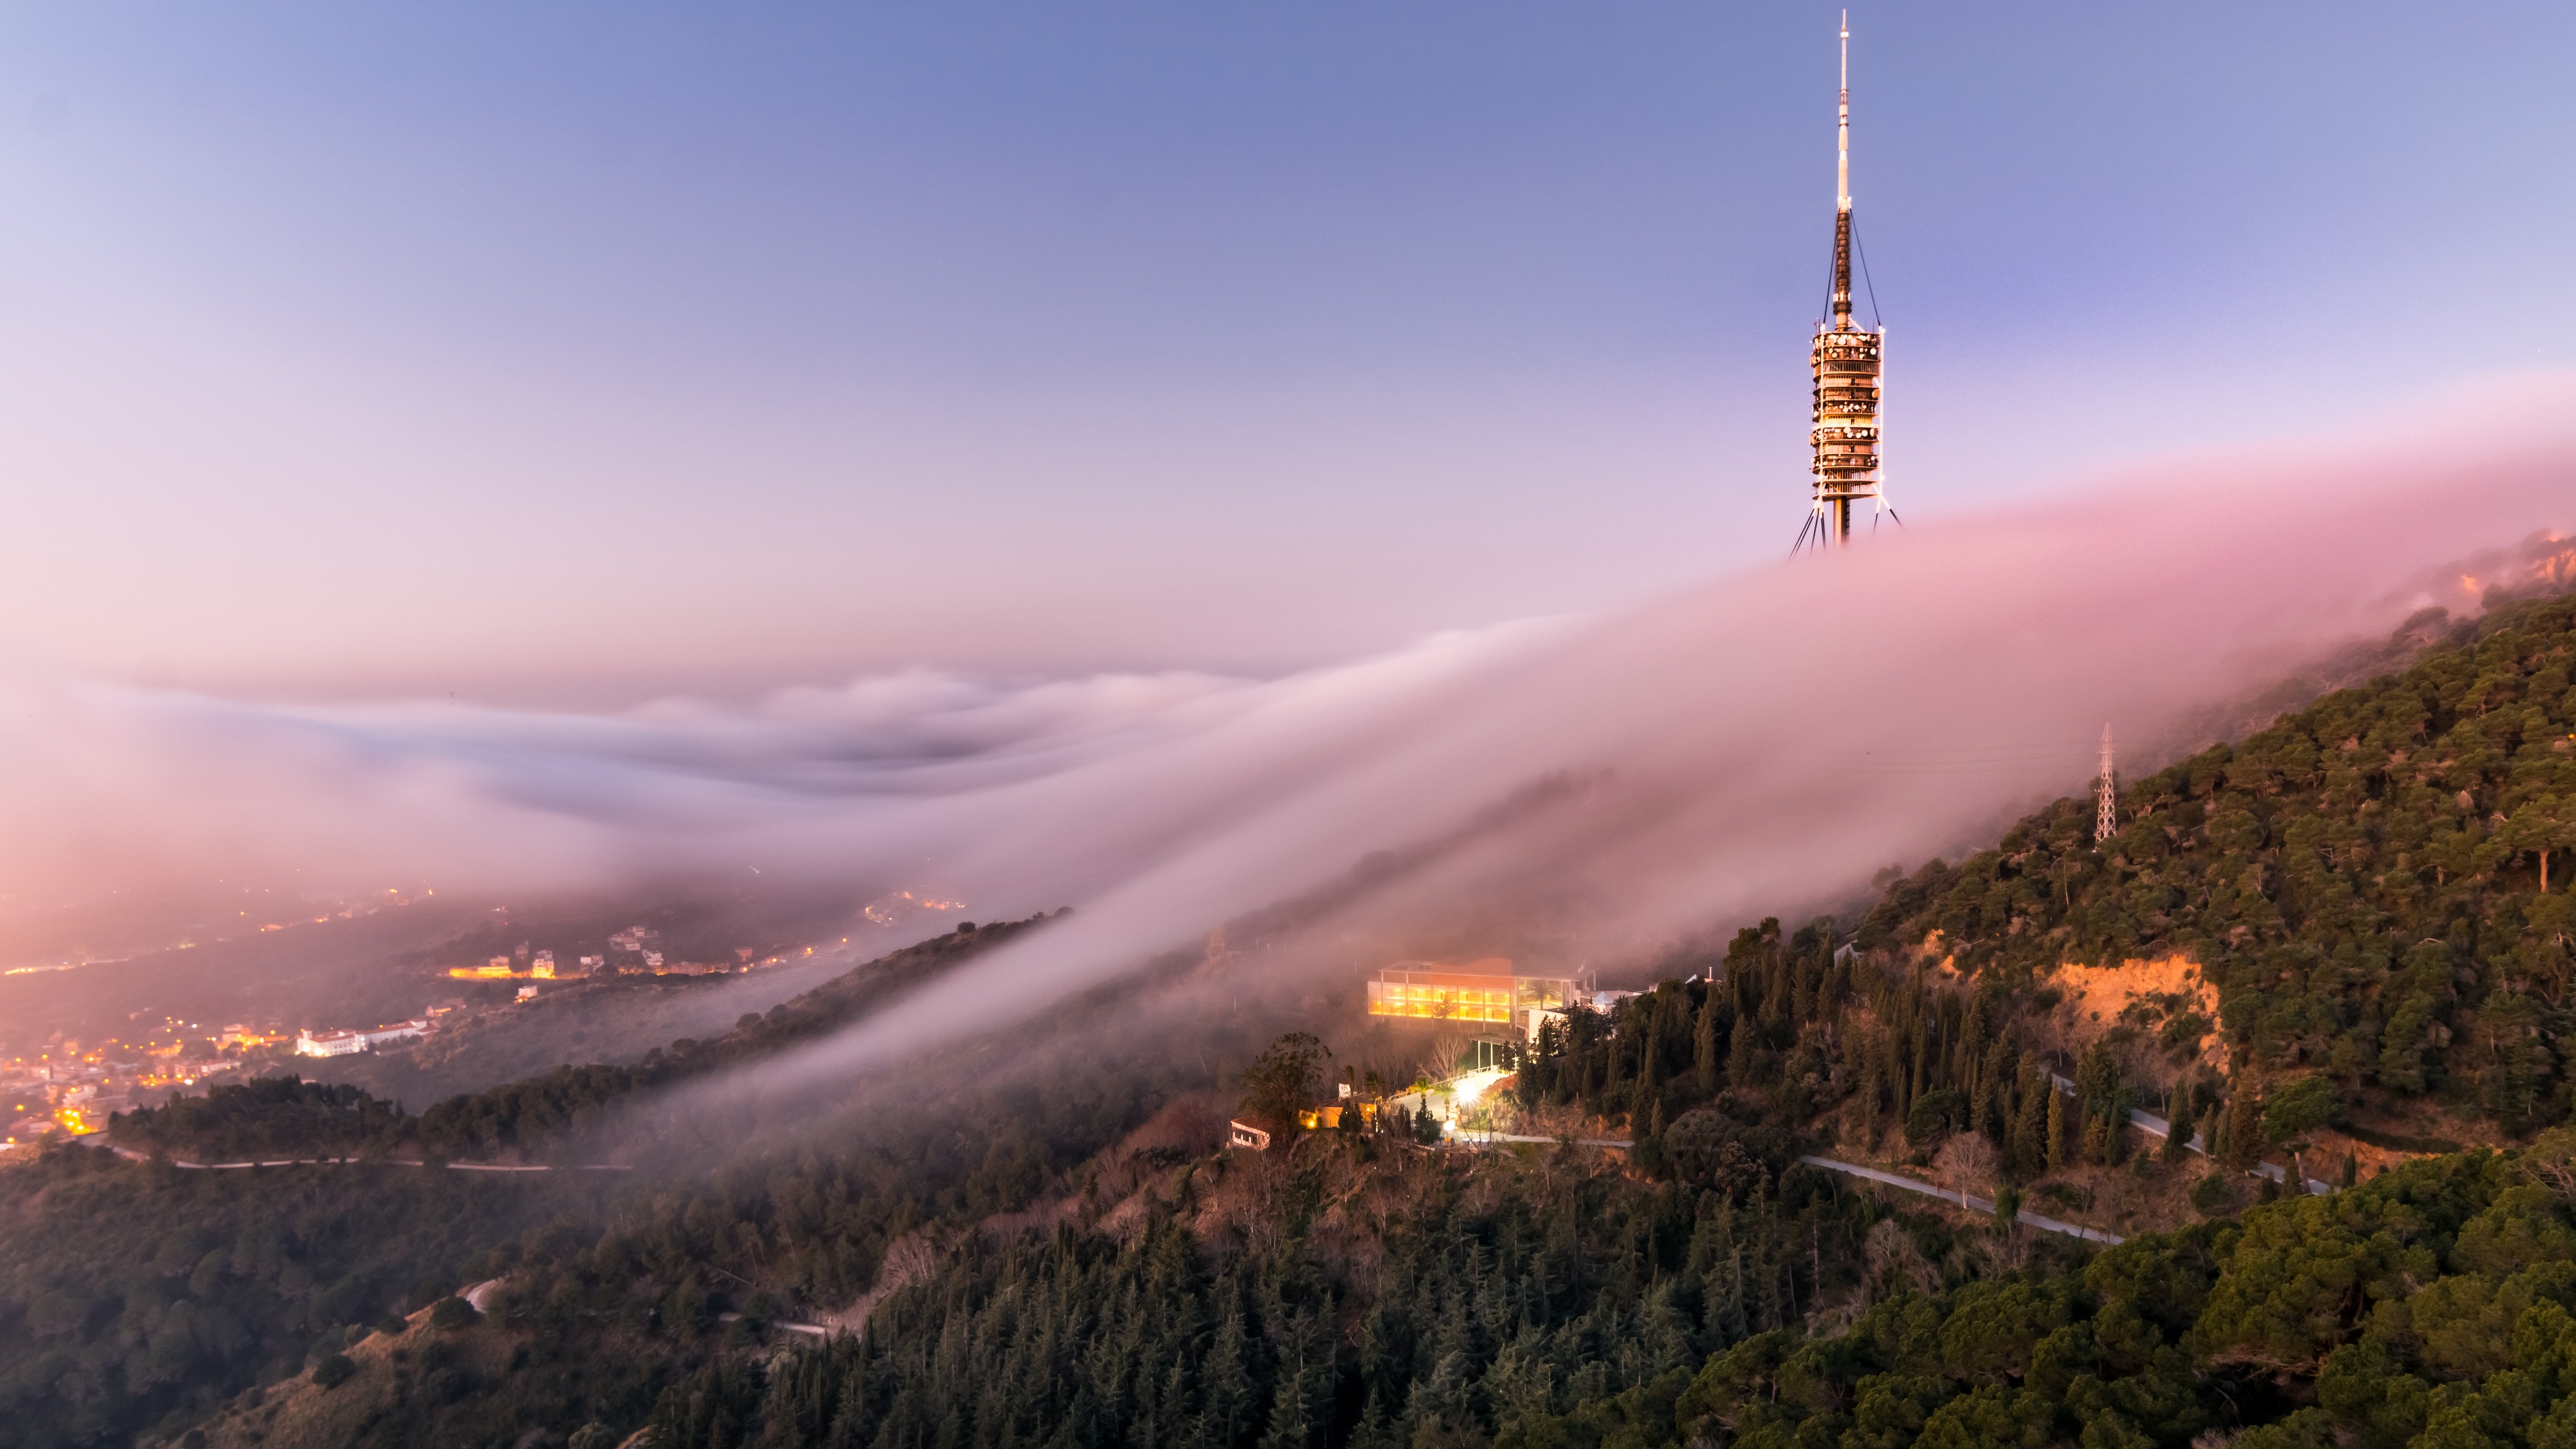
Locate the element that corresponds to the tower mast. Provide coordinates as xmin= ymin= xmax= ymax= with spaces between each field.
xmin=1800 ymin=12 xmax=1885 ymax=552
xmin=1834 ymin=14 xmax=1851 ymax=315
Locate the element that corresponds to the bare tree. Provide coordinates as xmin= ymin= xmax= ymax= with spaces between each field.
xmin=1864 ymin=1218 xmax=1938 ymax=1300
xmin=1933 ymin=1133 xmax=1999 ymax=1206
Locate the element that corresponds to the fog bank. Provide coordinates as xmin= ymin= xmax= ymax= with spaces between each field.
xmin=4 ymin=380 xmax=2572 ymax=1079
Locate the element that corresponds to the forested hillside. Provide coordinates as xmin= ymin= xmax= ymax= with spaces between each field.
xmin=11 ymin=584 xmax=2576 ymax=1449
xmin=642 ymin=1136 xmax=2576 ymax=1449
xmin=1859 ymin=589 xmax=2576 ymax=1134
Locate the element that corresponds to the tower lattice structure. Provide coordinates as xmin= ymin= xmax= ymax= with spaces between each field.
xmin=1796 ymin=14 xmax=1892 ymax=553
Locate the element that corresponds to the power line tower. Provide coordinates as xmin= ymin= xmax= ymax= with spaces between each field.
xmin=1793 ymin=13 xmax=1895 ymax=555
xmin=2095 ymin=724 xmax=2118 ymax=846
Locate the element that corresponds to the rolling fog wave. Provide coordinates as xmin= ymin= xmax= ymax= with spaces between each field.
xmin=4 ymin=377 xmax=2574 ymax=1079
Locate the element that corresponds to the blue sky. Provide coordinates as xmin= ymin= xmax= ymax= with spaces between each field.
xmin=0 ymin=2 xmax=2564 ymax=702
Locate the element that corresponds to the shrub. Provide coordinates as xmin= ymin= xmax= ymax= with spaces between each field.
xmin=2191 ymin=1171 xmax=2239 ymax=1216
xmin=428 ymin=1296 xmax=481 ymax=1330
xmin=311 ymin=1353 xmax=356 ymax=1389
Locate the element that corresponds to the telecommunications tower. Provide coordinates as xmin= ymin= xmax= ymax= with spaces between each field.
xmin=2095 ymin=724 xmax=2118 ymax=845
xmin=1794 ymin=13 xmax=1894 ymax=553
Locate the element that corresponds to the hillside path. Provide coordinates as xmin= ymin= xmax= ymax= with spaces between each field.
xmin=101 ymin=1143 xmax=629 ymax=1172
xmin=1796 ymin=1154 xmax=2126 ymax=1245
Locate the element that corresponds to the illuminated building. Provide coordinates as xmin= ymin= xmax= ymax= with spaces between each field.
xmin=295 ymin=1030 xmax=369 ymax=1057
xmin=293 ymin=1019 xmax=428 ymax=1057
xmin=1794 ymin=14 xmax=1894 ymax=553
xmin=1365 ymin=958 xmax=1588 ymax=1039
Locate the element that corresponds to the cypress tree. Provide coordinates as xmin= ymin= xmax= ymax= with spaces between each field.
xmin=2221 ymin=1085 xmax=2260 ymax=1169
xmin=2011 ymin=1075 xmax=2047 ymax=1178
xmin=1728 ymin=1016 xmax=1761 ymax=1095
xmin=2164 ymin=1080 xmax=2196 ymax=1164
xmin=1695 ymin=995 xmax=1720 ymax=1094
xmin=1640 ymin=998 xmax=1662 ymax=1092
xmin=2045 ymin=1085 xmax=2066 ymax=1172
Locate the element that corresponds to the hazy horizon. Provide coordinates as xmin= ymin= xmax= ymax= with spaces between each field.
xmin=0 ymin=3 xmax=2565 ymax=705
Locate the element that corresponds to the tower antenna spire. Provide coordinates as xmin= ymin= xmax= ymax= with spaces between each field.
xmin=1838 ymin=10 xmax=1851 ymax=214
xmin=1829 ymin=11 xmax=1853 ymax=325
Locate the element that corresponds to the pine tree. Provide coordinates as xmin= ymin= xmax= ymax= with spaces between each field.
xmin=1203 ymin=1302 xmax=1253 ymax=1447
xmin=1257 ymin=1358 xmax=1314 ymax=1449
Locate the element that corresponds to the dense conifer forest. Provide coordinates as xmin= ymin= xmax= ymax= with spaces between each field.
xmin=7 ymin=586 xmax=2576 ymax=1449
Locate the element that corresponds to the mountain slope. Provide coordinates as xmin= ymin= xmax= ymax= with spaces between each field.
xmin=19 ymin=586 xmax=2576 ymax=1449
xmin=1858 ymin=589 xmax=2576 ymax=1132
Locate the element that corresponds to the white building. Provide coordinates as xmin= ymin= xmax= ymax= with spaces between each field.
xmin=293 ymin=1019 xmax=428 ymax=1057
xmin=294 ymin=1029 xmax=367 ymax=1057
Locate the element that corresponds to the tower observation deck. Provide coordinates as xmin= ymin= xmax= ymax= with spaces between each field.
xmin=1796 ymin=14 xmax=1892 ymax=553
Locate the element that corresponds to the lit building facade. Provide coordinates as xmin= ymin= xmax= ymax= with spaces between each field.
xmin=1366 ymin=959 xmax=1587 ymax=1039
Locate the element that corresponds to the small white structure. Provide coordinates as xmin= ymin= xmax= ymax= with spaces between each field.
xmin=1227 ymin=1120 xmax=1272 ymax=1151
xmin=515 ymin=985 xmax=540 ymax=1003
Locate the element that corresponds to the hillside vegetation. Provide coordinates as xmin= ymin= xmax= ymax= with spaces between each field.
xmin=11 ymin=586 xmax=2576 ymax=1449
xmin=1861 ymin=591 xmax=2576 ymax=1133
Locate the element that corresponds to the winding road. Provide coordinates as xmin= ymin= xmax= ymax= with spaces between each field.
xmin=1795 ymin=1154 xmax=2125 ymax=1244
